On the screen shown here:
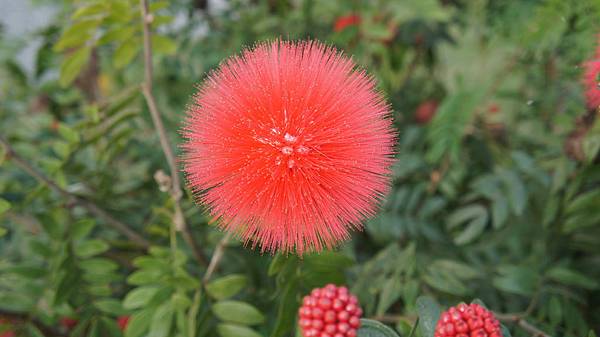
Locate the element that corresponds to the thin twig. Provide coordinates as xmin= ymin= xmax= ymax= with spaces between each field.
xmin=0 ymin=136 xmax=150 ymax=248
xmin=495 ymin=313 xmax=552 ymax=337
xmin=139 ymin=0 xmax=207 ymax=266
xmin=0 ymin=309 xmax=67 ymax=337
xmin=202 ymin=232 xmax=232 ymax=284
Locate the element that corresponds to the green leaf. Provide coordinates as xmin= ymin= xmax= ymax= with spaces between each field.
xmin=79 ymin=258 xmax=118 ymax=274
xmin=566 ymin=189 xmax=600 ymax=214
xmin=100 ymin=317 xmax=124 ymax=337
xmin=152 ymin=35 xmax=177 ymax=55
xmin=416 ymin=297 xmax=442 ymax=337
xmin=113 ymin=42 xmax=140 ymax=69
xmin=123 ymin=286 xmax=160 ymax=309
xmin=128 ymin=269 xmax=164 ymax=285
xmin=268 ymin=254 xmax=289 ymax=276
xmin=4 ymin=265 xmax=46 ymax=278
xmin=88 ymin=320 xmax=99 ymax=337
xmin=147 ymin=301 xmax=174 ymax=337
xmin=52 ymin=141 xmax=71 ymax=159
xmin=72 ymin=3 xmax=107 ymax=19
xmin=0 ymin=227 xmax=6 ymax=237
xmin=54 ymin=19 xmax=99 ymax=51
xmin=98 ymin=26 xmax=137 ymax=45
xmin=72 ymin=219 xmax=96 ymax=240
xmin=94 ymin=298 xmax=127 ymax=315
xmin=447 ymin=205 xmax=488 ymax=245
xmin=546 ymin=267 xmax=598 ymax=289
xmin=59 ymin=47 xmax=91 ymax=87
xmin=376 ymin=278 xmax=404 ymax=315
xmin=430 ymin=260 xmax=481 ymax=279
xmin=125 ymin=308 xmax=154 ymax=337
xmin=171 ymin=293 xmax=192 ymax=310
xmin=501 ymin=324 xmax=512 ymax=337
xmin=0 ymin=198 xmax=12 ymax=215
xmin=75 ymin=239 xmax=110 ymax=258
xmin=217 ymin=324 xmax=263 ymax=337
xmin=24 ymin=324 xmax=45 ymax=337
xmin=427 ymin=90 xmax=481 ymax=162
xmin=58 ymin=123 xmax=80 ymax=143
xmin=149 ymin=1 xmax=170 ymax=12
xmin=498 ymin=170 xmax=527 ymax=216
xmin=491 ymin=195 xmax=509 ymax=229
xmin=358 ymin=319 xmax=401 ymax=337
xmin=548 ymin=296 xmax=562 ymax=325
xmin=187 ymin=290 xmax=202 ymax=337
xmin=206 ymin=274 xmax=248 ymax=300
xmin=270 ymin=276 xmax=299 ymax=337
xmin=212 ymin=301 xmax=265 ymax=325
xmin=493 ymin=266 xmax=537 ymax=296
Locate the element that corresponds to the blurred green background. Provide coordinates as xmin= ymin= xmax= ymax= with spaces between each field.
xmin=1 ymin=1 xmax=599 ymax=337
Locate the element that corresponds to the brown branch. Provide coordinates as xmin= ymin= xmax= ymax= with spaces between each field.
xmin=0 ymin=136 xmax=151 ymax=248
xmin=202 ymin=232 xmax=232 ymax=284
xmin=139 ymin=0 xmax=207 ymax=266
xmin=0 ymin=309 xmax=67 ymax=337
xmin=495 ymin=313 xmax=552 ymax=337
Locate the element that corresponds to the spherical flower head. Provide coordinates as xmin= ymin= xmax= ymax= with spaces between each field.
xmin=182 ymin=40 xmax=395 ymax=254
xmin=298 ymin=284 xmax=362 ymax=337
xmin=582 ymin=56 xmax=600 ymax=110
xmin=435 ymin=303 xmax=502 ymax=337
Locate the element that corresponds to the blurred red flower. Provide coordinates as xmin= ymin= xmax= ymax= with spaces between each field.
xmin=0 ymin=331 xmax=15 ymax=337
xmin=415 ymin=100 xmax=439 ymax=124
xmin=182 ymin=40 xmax=395 ymax=254
xmin=582 ymin=52 xmax=600 ymax=110
xmin=117 ymin=316 xmax=130 ymax=331
xmin=59 ymin=317 xmax=78 ymax=330
xmin=334 ymin=14 xmax=361 ymax=32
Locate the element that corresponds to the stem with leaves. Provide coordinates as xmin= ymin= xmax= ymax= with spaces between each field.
xmin=0 ymin=136 xmax=151 ymax=248
xmin=138 ymin=0 xmax=207 ymax=266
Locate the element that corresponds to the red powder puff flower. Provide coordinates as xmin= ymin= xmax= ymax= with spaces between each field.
xmin=334 ymin=15 xmax=361 ymax=32
xmin=117 ymin=316 xmax=130 ymax=331
xmin=182 ymin=40 xmax=395 ymax=254
xmin=582 ymin=53 xmax=600 ymax=110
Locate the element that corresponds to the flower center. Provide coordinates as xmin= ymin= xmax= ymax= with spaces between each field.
xmin=276 ymin=133 xmax=311 ymax=169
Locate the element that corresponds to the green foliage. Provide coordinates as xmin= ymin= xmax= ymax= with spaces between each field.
xmin=1 ymin=0 xmax=600 ymax=337
xmin=358 ymin=319 xmax=401 ymax=337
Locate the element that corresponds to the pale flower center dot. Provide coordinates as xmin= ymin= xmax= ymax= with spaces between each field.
xmin=284 ymin=133 xmax=297 ymax=143
xmin=275 ymin=134 xmax=311 ymax=169
xmin=296 ymin=145 xmax=309 ymax=154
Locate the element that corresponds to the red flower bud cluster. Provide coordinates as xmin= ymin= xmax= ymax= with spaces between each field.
xmin=435 ymin=303 xmax=502 ymax=337
xmin=298 ymin=284 xmax=362 ymax=337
